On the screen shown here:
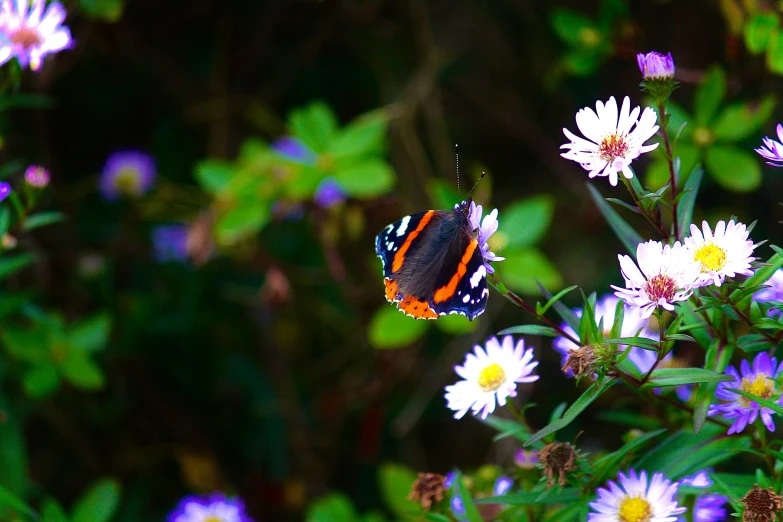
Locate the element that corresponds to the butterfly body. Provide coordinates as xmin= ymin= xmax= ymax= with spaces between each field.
xmin=375 ymin=200 xmax=488 ymax=321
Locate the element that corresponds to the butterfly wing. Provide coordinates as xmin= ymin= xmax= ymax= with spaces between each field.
xmin=429 ymin=237 xmax=488 ymax=321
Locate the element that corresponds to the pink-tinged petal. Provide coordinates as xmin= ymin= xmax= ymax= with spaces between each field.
xmin=776 ymin=123 xmax=783 ymax=144
xmin=38 ymin=1 xmax=66 ymax=34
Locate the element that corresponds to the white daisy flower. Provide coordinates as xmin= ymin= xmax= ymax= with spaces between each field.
xmin=589 ymin=469 xmax=685 ymax=522
xmin=445 ymin=335 xmax=539 ymax=420
xmin=612 ymin=240 xmax=700 ymax=319
xmin=561 ymin=96 xmax=660 ymax=187
xmin=683 ymin=220 xmax=755 ymax=287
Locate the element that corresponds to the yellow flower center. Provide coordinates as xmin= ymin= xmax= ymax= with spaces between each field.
xmin=10 ymin=27 xmax=42 ymax=48
xmin=694 ymin=244 xmax=727 ymax=272
xmin=114 ymin=168 xmax=142 ymax=194
xmin=598 ymin=133 xmax=630 ymax=163
xmin=618 ymin=496 xmax=651 ymax=522
xmin=477 ymin=363 xmax=506 ymax=392
xmin=645 ymin=274 xmax=676 ymax=302
xmin=739 ymin=374 xmax=775 ymax=406
xmin=204 ymin=518 xmax=224 ymax=522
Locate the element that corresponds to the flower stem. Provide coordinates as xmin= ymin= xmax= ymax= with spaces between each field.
xmin=620 ymin=176 xmax=668 ymax=238
xmin=657 ymin=101 xmax=679 ymax=240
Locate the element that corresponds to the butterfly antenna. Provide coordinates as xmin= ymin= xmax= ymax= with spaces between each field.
xmin=455 ymin=144 xmax=460 ymax=199
xmin=466 ymin=171 xmax=486 ymax=198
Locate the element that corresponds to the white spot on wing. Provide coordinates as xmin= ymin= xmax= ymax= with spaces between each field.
xmin=462 ymin=294 xmax=470 ymax=303
xmin=469 ymin=265 xmax=487 ymax=289
xmin=396 ymin=215 xmax=411 ymax=237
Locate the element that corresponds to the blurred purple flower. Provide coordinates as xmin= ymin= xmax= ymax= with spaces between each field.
xmin=314 ymin=177 xmax=345 ymax=208
xmin=756 ymin=124 xmax=783 ymax=167
xmin=444 ymin=472 xmax=456 ymax=488
xmin=167 ymin=492 xmax=253 ymax=522
xmin=637 ymin=51 xmax=675 ymax=80
xmin=752 ymin=268 xmax=783 ymax=318
xmin=0 ymin=181 xmax=11 ymax=202
xmin=24 ymin=164 xmax=50 ymax=188
xmin=680 ymin=470 xmax=712 ymax=488
xmin=0 ymin=0 xmax=73 ymax=71
xmin=677 ymin=471 xmax=728 ymax=522
xmin=514 ymin=449 xmax=539 ymax=470
xmin=151 ymin=224 xmax=188 ymax=263
xmin=99 ymin=150 xmax=156 ymax=201
xmin=493 ymin=476 xmax=513 ymax=496
xmin=708 ymin=352 xmax=783 ymax=434
xmin=450 ymin=496 xmax=467 ymax=522
xmin=271 ymin=137 xmax=317 ymax=166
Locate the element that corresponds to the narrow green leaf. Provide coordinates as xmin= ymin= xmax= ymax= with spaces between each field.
xmin=537 ymin=282 xmax=580 ymax=332
xmin=606 ymin=337 xmax=659 ymax=350
xmin=477 ymin=488 xmax=581 ymax=505
xmin=0 ymin=485 xmax=35 ymax=519
xmin=591 ymin=429 xmax=667 ymax=486
xmin=541 ymin=285 xmax=579 ymax=316
xmin=22 ymin=212 xmax=65 ymax=231
xmin=676 ymin=164 xmax=702 ymax=237
xmin=71 ymin=479 xmax=121 ymax=522
xmin=586 ymin=183 xmax=643 ymax=257
xmin=0 ymin=254 xmax=35 ymax=281
xmin=498 ymin=325 xmax=560 ymax=337
xmin=641 ymin=368 xmax=734 ymax=389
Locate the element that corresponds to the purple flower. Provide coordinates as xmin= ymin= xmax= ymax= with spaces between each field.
xmin=756 ymin=124 xmax=783 ymax=167
xmin=0 ymin=0 xmax=73 ymax=71
xmin=271 ymin=137 xmax=317 ymax=166
xmin=637 ymin=51 xmax=675 ymax=80
xmin=708 ymin=352 xmax=783 ymax=434
xmin=99 ymin=150 xmax=156 ymax=201
xmin=493 ymin=476 xmax=513 ymax=496
xmin=465 ymin=200 xmax=504 ymax=274
xmin=24 ymin=165 xmax=50 ymax=188
xmin=444 ymin=472 xmax=456 ymax=488
xmin=167 ymin=493 xmax=253 ymax=522
xmin=450 ymin=496 xmax=468 ymax=522
xmin=0 ymin=181 xmax=11 ymax=202
xmin=314 ymin=177 xmax=345 ymax=208
xmin=680 ymin=470 xmax=712 ymax=488
xmin=691 ymin=495 xmax=729 ymax=522
xmin=514 ymin=449 xmax=539 ymax=470
xmin=151 ymin=225 xmax=189 ymax=263
xmin=752 ymin=268 xmax=783 ymax=318
xmin=589 ymin=469 xmax=685 ymax=521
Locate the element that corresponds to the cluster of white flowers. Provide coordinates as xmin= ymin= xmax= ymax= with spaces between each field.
xmin=612 ymin=220 xmax=756 ymax=318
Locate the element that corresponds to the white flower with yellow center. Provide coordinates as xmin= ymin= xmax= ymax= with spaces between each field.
xmin=589 ymin=469 xmax=685 ymax=522
xmin=612 ymin=240 xmax=700 ymax=319
xmin=445 ymin=336 xmax=539 ymax=420
xmin=684 ymin=220 xmax=755 ymax=287
xmin=560 ymin=96 xmax=659 ymax=186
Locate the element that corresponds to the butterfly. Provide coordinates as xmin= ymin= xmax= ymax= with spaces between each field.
xmin=374 ymin=199 xmax=489 ymax=321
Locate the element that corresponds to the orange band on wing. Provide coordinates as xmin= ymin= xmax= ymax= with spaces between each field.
xmin=391 ymin=210 xmax=435 ymax=273
xmin=399 ymin=294 xmax=438 ymax=319
xmin=384 ymin=278 xmax=401 ymax=302
xmin=433 ymin=238 xmax=478 ymax=304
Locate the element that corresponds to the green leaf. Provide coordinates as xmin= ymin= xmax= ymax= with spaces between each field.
xmin=214 ymin=202 xmax=270 ymax=245
xmin=330 ymin=109 xmax=389 ymax=159
xmin=737 ymin=333 xmax=770 ymax=353
xmin=71 ymin=479 xmax=121 ymax=522
xmin=378 ymin=463 xmax=420 ymax=519
xmin=551 ymin=9 xmax=597 ymax=46
xmin=0 ymin=397 xmax=28 ymax=498
xmin=525 ymin=378 xmax=616 ymax=446
xmin=640 ymin=368 xmax=734 ymax=389
xmin=306 ymin=494 xmax=358 ymax=522
xmin=22 ymin=212 xmax=65 ymax=231
xmin=60 ymin=353 xmax=105 ymax=390
xmin=666 ymin=435 xmax=751 ymax=478
xmin=483 ymin=415 xmax=537 ymax=445
xmin=194 ymin=160 xmax=235 ymax=195
xmin=289 ymin=102 xmax=338 ymax=153
xmin=676 ymin=164 xmax=703 ymax=238
xmin=0 ymin=254 xmax=35 ymax=281
xmin=42 ymin=499 xmax=69 ymax=522
xmin=478 ymin=488 xmax=581 ymax=505
xmin=767 ymin=32 xmax=783 ymax=74
xmin=586 ymin=183 xmax=643 ymax=257
xmin=694 ymin=66 xmax=726 ymax=126
xmin=452 ymin=474 xmax=483 ymax=522
xmin=434 ymin=313 xmax=476 ymax=335
xmin=23 ymin=363 xmax=60 ymax=398
xmin=540 ymin=285 xmax=579 ymax=316
xmin=0 ymin=485 xmax=35 ymax=519
xmin=745 ymin=13 xmax=779 ymax=54
xmin=333 ymin=160 xmax=395 ymax=198
xmin=498 ymin=325 xmax=560 ymax=337
xmin=591 ymin=429 xmax=667 ymax=486
xmin=705 ymin=146 xmax=762 ymax=192
xmin=69 ymin=313 xmax=111 ymax=353
xmin=2 ymin=327 xmax=49 ymax=363
xmin=498 ymin=195 xmax=555 ymax=248
xmin=727 ymin=388 xmax=783 ymax=415
xmin=713 ymin=96 xmax=777 ymax=142
xmin=78 ymin=0 xmax=123 ymax=21
xmin=606 ymin=337 xmax=659 ymax=350
xmin=495 ymin=247 xmax=562 ymax=295
xmin=368 ymin=306 xmax=428 ymax=349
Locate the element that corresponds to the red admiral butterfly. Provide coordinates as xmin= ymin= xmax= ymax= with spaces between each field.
xmin=375 ymin=198 xmax=490 ymax=321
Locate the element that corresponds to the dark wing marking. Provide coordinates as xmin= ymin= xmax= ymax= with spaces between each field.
xmin=374 ymin=211 xmax=433 ymax=279
xmin=430 ymin=241 xmax=488 ymax=321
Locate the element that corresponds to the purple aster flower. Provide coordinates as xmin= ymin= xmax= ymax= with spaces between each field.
xmin=756 ymin=124 xmax=783 ymax=167
xmin=98 ymin=150 xmax=156 ymax=201
xmin=314 ymin=177 xmax=345 ymax=208
xmin=680 ymin=470 xmax=712 ymax=488
xmin=708 ymin=352 xmax=783 ymax=434
xmin=493 ymin=476 xmax=513 ymax=496
xmin=271 ymin=137 xmax=317 ymax=166
xmin=676 ymin=384 xmax=694 ymax=402
xmin=24 ymin=164 xmax=50 ymax=188
xmin=167 ymin=493 xmax=253 ymax=522
xmin=151 ymin=225 xmax=189 ymax=263
xmin=514 ymin=449 xmax=539 ymax=470
xmin=589 ymin=469 xmax=685 ymax=522
xmin=444 ymin=472 xmax=456 ymax=488
xmin=0 ymin=181 xmax=11 ymax=202
xmin=0 ymin=0 xmax=73 ymax=71
xmin=465 ymin=200 xmax=504 ymax=274
xmin=691 ymin=495 xmax=728 ymax=522
xmin=450 ymin=496 xmax=468 ymax=522
xmin=637 ymin=51 xmax=675 ymax=80
xmin=752 ymin=268 xmax=783 ymax=318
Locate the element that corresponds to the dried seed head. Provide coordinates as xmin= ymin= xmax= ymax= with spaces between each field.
xmin=740 ymin=484 xmax=783 ymax=522
xmin=562 ymin=346 xmax=596 ymax=378
xmin=408 ymin=472 xmax=447 ymax=510
xmin=539 ymin=442 xmax=577 ymax=488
